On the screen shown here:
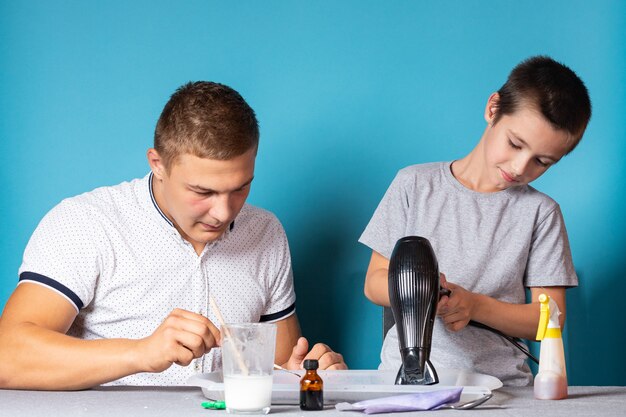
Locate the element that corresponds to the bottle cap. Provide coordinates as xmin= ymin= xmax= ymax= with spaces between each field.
xmin=303 ymin=359 xmax=319 ymax=370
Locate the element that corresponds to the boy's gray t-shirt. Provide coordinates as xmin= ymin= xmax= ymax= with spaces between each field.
xmin=359 ymin=161 xmax=578 ymax=386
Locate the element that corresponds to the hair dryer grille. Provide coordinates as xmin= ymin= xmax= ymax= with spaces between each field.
xmin=388 ymin=236 xmax=440 ymax=385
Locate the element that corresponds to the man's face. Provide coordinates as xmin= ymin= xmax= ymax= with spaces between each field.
xmin=483 ymin=101 xmax=571 ymax=191
xmin=151 ymin=148 xmax=255 ymax=251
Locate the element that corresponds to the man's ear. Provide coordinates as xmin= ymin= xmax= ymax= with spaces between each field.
xmin=484 ymin=92 xmax=500 ymax=124
xmin=146 ymin=148 xmax=167 ymax=179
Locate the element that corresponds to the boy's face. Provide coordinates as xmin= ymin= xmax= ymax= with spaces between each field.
xmin=149 ymin=148 xmax=256 ymax=251
xmin=483 ymin=96 xmax=571 ymax=191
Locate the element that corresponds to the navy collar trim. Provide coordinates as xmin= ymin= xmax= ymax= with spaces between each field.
xmin=148 ymin=172 xmax=236 ymax=232
xmin=148 ymin=172 xmax=174 ymax=228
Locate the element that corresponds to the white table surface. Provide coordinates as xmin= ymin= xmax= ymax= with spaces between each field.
xmin=1 ymin=385 xmax=625 ymax=416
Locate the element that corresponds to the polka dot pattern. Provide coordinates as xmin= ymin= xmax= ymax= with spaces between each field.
xmin=18 ymin=173 xmax=296 ymax=386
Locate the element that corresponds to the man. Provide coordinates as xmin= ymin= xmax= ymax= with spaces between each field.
xmin=0 ymin=81 xmax=345 ymax=390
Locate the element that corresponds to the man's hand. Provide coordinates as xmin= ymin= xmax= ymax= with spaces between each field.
xmin=136 ymin=309 xmax=221 ymax=373
xmin=437 ymin=274 xmax=477 ymax=332
xmin=282 ymin=337 xmax=347 ymax=370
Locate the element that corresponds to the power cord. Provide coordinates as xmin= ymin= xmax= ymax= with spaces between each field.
xmin=439 ymin=287 xmax=539 ymax=364
xmin=468 ymin=320 xmax=539 ymax=364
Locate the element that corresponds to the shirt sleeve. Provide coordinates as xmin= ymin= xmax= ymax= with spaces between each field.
xmin=525 ymin=204 xmax=578 ymax=287
xmin=260 ymin=219 xmax=296 ymax=322
xmin=358 ymin=170 xmax=411 ymax=259
xmin=18 ymin=199 xmax=102 ymax=312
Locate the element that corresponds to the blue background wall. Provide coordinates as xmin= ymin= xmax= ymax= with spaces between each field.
xmin=1 ymin=1 xmax=624 ymax=385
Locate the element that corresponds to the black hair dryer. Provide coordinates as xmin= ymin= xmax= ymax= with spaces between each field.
xmin=388 ymin=236 xmax=440 ymax=385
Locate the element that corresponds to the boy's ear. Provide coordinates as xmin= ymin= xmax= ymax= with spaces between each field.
xmin=146 ymin=148 xmax=167 ymax=179
xmin=484 ymin=92 xmax=500 ymax=124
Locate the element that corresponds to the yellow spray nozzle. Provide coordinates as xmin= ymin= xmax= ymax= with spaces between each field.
xmin=536 ymin=294 xmax=550 ymax=340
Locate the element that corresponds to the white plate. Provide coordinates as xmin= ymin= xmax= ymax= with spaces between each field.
xmin=187 ymin=369 xmax=501 ymax=405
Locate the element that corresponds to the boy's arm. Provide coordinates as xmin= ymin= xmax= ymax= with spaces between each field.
xmin=438 ymin=282 xmax=566 ymax=340
xmin=0 ymin=283 xmax=220 ymax=390
xmin=364 ymin=251 xmax=391 ymax=306
xmin=364 ymin=249 xmax=567 ymax=340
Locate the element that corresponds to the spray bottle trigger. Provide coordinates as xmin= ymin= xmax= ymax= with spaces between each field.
xmin=536 ymin=294 xmax=550 ymax=340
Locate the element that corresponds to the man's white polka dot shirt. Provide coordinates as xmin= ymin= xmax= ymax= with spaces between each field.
xmin=18 ymin=173 xmax=296 ymax=385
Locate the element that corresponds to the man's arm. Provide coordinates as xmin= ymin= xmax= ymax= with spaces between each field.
xmin=0 ymin=283 xmax=220 ymax=390
xmin=274 ymin=313 xmax=302 ymax=365
xmin=275 ymin=313 xmax=347 ymax=370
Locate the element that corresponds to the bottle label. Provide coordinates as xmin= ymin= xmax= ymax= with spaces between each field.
xmin=300 ymin=390 xmax=324 ymax=410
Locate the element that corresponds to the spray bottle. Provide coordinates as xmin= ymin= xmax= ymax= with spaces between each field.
xmin=534 ymin=293 xmax=568 ymax=400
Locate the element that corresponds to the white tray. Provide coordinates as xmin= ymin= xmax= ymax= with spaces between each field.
xmin=187 ymin=369 xmax=501 ymax=405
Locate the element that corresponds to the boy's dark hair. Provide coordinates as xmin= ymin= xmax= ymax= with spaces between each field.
xmin=154 ymin=81 xmax=259 ymax=171
xmin=493 ymin=56 xmax=591 ymax=153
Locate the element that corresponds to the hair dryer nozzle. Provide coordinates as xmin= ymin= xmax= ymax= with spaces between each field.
xmin=388 ymin=236 xmax=440 ymax=385
xmin=395 ymin=348 xmax=439 ymax=385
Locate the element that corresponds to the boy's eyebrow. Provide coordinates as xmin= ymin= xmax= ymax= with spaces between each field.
xmin=189 ymin=176 xmax=255 ymax=193
xmin=508 ymin=130 xmax=560 ymax=161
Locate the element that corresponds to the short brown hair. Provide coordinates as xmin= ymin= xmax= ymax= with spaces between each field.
xmin=493 ymin=56 xmax=592 ymax=153
xmin=154 ymin=81 xmax=259 ymax=170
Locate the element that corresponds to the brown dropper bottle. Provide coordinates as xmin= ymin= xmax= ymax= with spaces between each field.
xmin=300 ymin=359 xmax=324 ymax=410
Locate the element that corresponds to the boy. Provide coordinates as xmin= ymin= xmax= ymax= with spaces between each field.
xmin=359 ymin=56 xmax=591 ymax=386
xmin=0 ymin=82 xmax=345 ymax=390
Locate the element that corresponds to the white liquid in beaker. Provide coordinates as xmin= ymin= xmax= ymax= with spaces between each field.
xmin=224 ymin=374 xmax=273 ymax=414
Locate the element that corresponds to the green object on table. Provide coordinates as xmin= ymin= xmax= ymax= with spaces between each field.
xmin=201 ymin=401 xmax=226 ymax=410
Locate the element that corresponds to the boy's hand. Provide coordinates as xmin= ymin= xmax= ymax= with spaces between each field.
xmin=283 ymin=337 xmax=347 ymax=370
xmin=436 ymin=278 xmax=476 ymax=332
xmin=437 ymin=272 xmax=452 ymax=306
xmin=439 ymin=272 xmax=450 ymax=296
xmin=136 ymin=308 xmax=221 ymax=373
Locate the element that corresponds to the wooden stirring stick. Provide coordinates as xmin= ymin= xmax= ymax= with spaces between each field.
xmin=208 ymin=295 xmax=249 ymax=376
xmin=209 ymin=295 xmax=300 ymax=379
